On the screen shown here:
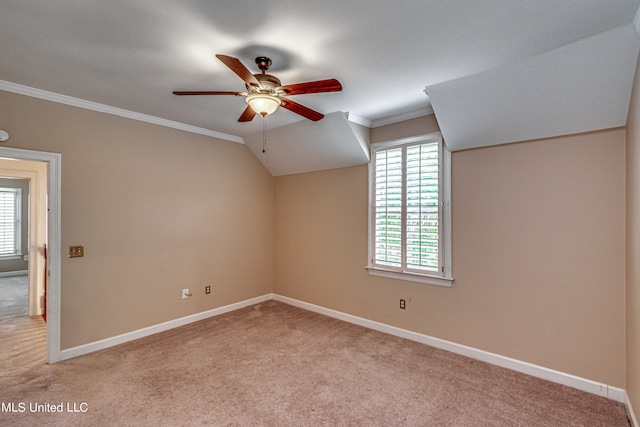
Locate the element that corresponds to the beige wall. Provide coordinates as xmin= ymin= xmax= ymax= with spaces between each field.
xmin=274 ymin=121 xmax=626 ymax=387
xmin=627 ymin=50 xmax=640 ymax=418
xmin=0 ymin=84 xmax=630 ymax=392
xmin=0 ymin=90 xmax=273 ymax=349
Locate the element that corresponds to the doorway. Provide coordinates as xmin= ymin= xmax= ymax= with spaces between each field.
xmin=0 ymin=173 xmax=45 ymax=371
xmin=0 ymin=147 xmax=61 ymax=363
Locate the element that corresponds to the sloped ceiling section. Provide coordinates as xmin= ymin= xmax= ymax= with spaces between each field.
xmin=426 ymin=25 xmax=640 ymax=152
xmin=243 ymin=112 xmax=370 ymax=176
xmin=1 ymin=2 xmax=640 ymax=171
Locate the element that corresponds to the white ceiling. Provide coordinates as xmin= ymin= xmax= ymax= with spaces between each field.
xmin=243 ymin=112 xmax=370 ymax=176
xmin=428 ymin=24 xmax=640 ymax=151
xmin=0 ymin=1 xmax=639 ymax=169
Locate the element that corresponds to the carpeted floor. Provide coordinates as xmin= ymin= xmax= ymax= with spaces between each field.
xmin=0 ymin=274 xmax=47 ymax=387
xmin=0 ymin=275 xmax=29 ymax=318
xmin=0 ymin=315 xmax=46 ymax=379
xmin=0 ymin=300 xmax=631 ymax=426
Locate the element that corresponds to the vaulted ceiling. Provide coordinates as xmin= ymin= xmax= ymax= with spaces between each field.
xmin=1 ymin=1 xmax=639 ymax=174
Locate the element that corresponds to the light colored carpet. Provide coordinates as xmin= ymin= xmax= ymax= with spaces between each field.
xmin=0 ymin=300 xmax=630 ymax=426
xmin=0 ymin=275 xmax=28 ymax=318
xmin=0 ymin=315 xmax=46 ymax=380
xmin=0 ymin=273 xmax=46 ymax=385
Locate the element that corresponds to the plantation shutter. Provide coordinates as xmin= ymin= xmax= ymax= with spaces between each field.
xmin=0 ymin=189 xmax=19 ymax=256
xmin=373 ymin=142 xmax=440 ymax=272
xmin=368 ymin=132 xmax=452 ymax=286
xmin=374 ymin=147 xmax=403 ymax=267
xmin=406 ymin=142 xmax=439 ymax=271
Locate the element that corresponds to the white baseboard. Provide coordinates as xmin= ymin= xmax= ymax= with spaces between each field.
xmin=59 ymin=294 xmax=272 ymax=361
xmin=0 ymin=270 xmax=28 ymax=277
xmin=58 ymin=292 xmax=629 ymax=407
xmin=272 ymin=294 xmax=626 ymax=403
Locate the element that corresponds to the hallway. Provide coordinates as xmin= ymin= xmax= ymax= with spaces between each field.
xmin=0 ymin=275 xmax=46 ymax=375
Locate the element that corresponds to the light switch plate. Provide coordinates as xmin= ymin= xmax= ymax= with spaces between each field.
xmin=69 ymin=245 xmax=84 ymax=258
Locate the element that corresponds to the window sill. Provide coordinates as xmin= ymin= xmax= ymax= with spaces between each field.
xmin=365 ymin=266 xmax=454 ymax=288
xmin=0 ymin=254 xmax=23 ymax=261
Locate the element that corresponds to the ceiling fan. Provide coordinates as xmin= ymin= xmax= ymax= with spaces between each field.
xmin=173 ymin=55 xmax=342 ymax=122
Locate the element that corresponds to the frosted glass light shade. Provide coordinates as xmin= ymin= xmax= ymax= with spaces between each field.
xmin=246 ymin=94 xmax=281 ymax=116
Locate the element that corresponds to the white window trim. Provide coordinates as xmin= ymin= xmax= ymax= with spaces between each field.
xmin=366 ymin=132 xmax=453 ymax=287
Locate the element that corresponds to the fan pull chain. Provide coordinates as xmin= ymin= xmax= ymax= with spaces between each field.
xmin=262 ymin=114 xmax=267 ymax=153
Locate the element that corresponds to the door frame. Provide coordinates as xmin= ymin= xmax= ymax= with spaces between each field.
xmin=0 ymin=147 xmax=61 ymax=363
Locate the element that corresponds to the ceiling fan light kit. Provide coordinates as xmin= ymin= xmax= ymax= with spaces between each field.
xmin=173 ymin=54 xmax=342 ymax=122
xmin=246 ymin=93 xmax=281 ymax=116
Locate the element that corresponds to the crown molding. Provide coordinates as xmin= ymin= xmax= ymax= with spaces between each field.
xmin=371 ymin=105 xmax=435 ymax=128
xmin=0 ymin=79 xmax=436 ymax=138
xmin=0 ymin=80 xmax=244 ymax=144
xmin=344 ymin=112 xmax=372 ymax=128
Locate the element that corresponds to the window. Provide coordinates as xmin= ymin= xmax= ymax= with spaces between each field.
xmin=367 ymin=132 xmax=453 ymax=287
xmin=0 ymin=188 xmax=22 ymax=258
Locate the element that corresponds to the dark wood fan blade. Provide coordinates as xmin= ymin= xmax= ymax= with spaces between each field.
xmin=216 ymin=54 xmax=262 ymax=89
xmin=238 ymin=105 xmax=257 ymax=122
xmin=173 ymin=91 xmax=243 ymax=96
xmin=280 ymin=98 xmax=324 ymax=121
xmin=279 ymin=79 xmax=342 ymax=95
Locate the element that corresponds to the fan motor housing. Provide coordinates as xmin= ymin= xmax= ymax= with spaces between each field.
xmin=248 ymin=74 xmax=282 ymax=92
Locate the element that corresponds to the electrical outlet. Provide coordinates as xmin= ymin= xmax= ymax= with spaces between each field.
xmin=182 ymin=288 xmax=192 ymax=299
xmin=399 ymin=299 xmax=406 ymax=310
xmin=205 ymin=285 xmax=211 ymax=294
